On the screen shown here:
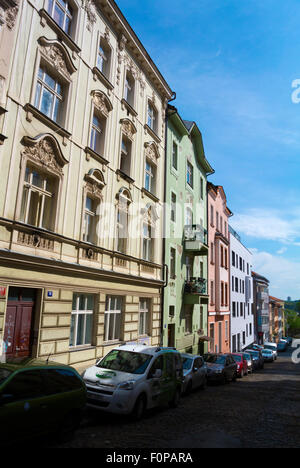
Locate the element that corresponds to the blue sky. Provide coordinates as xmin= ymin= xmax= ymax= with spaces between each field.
xmin=117 ymin=0 xmax=300 ymax=300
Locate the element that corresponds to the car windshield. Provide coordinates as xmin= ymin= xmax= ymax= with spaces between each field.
xmin=97 ymin=350 xmax=152 ymax=375
xmin=204 ymin=355 xmax=226 ymax=365
xmin=0 ymin=368 xmax=12 ymax=385
xmin=233 ymin=355 xmax=242 ymax=362
xmin=263 ymin=349 xmax=272 ymax=354
xmin=181 ymin=357 xmax=193 ymax=370
xmin=243 ymin=353 xmax=251 ymax=360
xmin=249 ymin=350 xmax=259 ymax=357
xmin=264 ymin=345 xmax=275 ymax=351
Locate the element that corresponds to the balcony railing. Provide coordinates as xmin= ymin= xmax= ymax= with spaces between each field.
xmin=184 ymin=225 xmax=208 ymax=255
xmin=184 ymin=277 xmax=207 ymax=295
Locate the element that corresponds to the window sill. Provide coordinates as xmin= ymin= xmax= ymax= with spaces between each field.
xmin=24 ymin=103 xmax=71 ymax=141
xmin=85 ymin=146 xmax=109 ymax=166
xmin=121 ymin=99 xmax=138 ymax=117
xmin=92 ymin=67 xmax=114 ymax=91
xmin=69 ymin=345 xmax=96 ymax=353
xmin=39 ymin=9 xmax=81 ymax=54
xmin=144 ymin=124 xmax=161 ymax=144
xmin=116 ymin=169 xmax=135 ymax=185
xmin=141 ymin=187 xmax=159 ymax=203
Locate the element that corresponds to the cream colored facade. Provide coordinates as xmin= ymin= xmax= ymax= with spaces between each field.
xmin=0 ymin=0 xmax=173 ymax=371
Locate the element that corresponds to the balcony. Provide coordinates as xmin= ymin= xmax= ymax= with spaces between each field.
xmin=184 ymin=277 xmax=209 ymax=305
xmin=184 ymin=225 xmax=208 ymax=255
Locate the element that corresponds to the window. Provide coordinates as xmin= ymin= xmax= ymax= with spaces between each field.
xmin=225 ymin=283 xmax=228 ymax=306
xmin=221 ymin=282 xmax=224 ymax=306
xmin=210 ymin=281 xmax=214 ymax=305
xmin=220 ymin=245 xmax=224 ymax=267
xmin=185 ymin=256 xmax=193 ymax=281
xmin=169 ymin=305 xmax=175 ymax=317
xmin=97 ymin=38 xmax=111 ymax=79
xmin=120 ymin=136 xmax=132 ymax=177
xmin=144 ymin=160 xmax=156 ymax=194
xmin=2 ymin=371 xmax=44 ymax=402
xmin=210 ymin=242 xmax=214 ymax=263
xmin=139 ymin=299 xmax=151 ymax=336
xmin=232 ymin=301 xmax=236 ymax=318
xmin=172 ymin=142 xmax=178 ymax=170
xmin=142 ymin=222 xmax=152 ymax=261
xmin=34 ymin=65 xmax=64 ymax=123
xmin=171 ymin=192 xmax=176 ymax=222
xmin=104 ymin=296 xmax=123 ymax=342
xmin=185 ymin=306 xmax=193 ymax=334
xmin=70 ymin=294 xmax=94 ymax=347
xmin=200 ymin=177 xmax=204 ymax=200
xmin=47 ymin=0 xmax=73 ymax=35
xmin=225 ymin=321 xmax=229 ymax=340
xmin=170 ymin=247 xmax=176 ymax=279
xmin=20 ymin=165 xmax=57 ymax=230
xmin=90 ymin=112 xmax=106 ymax=155
xmin=117 ymin=189 xmax=131 ymax=254
xmin=147 ymin=102 xmax=157 ymax=133
xmin=210 ymin=205 xmax=214 ymax=226
xmin=232 ymin=251 xmax=235 ymax=267
xmin=83 ymin=196 xmax=97 ymax=243
xmin=187 ymin=161 xmax=193 ymax=188
xmin=185 ymin=206 xmax=193 ymax=226
xmin=216 ymin=212 xmax=219 ymax=231
xmin=124 ymin=71 xmax=135 ymax=108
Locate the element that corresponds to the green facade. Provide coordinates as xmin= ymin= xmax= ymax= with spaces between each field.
xmin=162 ymin=106 xmax=214 ymax=355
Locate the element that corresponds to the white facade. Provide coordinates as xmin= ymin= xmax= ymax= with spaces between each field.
xmin=229 ymin=227 xmax=254 ymax=352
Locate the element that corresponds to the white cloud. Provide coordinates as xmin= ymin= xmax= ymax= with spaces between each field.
xmin=250 ymin=249 xmax=300 ymax=300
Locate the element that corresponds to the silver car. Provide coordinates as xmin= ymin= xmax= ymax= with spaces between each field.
xmin=181 ymin=353 xmax=207 ymax=394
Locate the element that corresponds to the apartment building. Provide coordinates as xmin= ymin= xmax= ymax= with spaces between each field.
xmin=229 ymin=226 xmax=254 ymax=352
xmin=207 ymin=183 xmax=232 ymax=353
xmin=252 ymin=271 xmax=270 ymax=344
xmin=0 ymin=0 xmax=173 ymax=370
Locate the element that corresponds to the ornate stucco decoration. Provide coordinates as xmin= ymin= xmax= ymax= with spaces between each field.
xmin=91 ymin=90 xmax=113 ymax=117
xmin=142 ymin=203 xmax=159 ymax=228
xmin=38 ymin=37 xmax=77 ymax=80
xmin=21 ymin=134 xmax=68 ymax=177
xmin=144 ymin=142 xmax=160 ymax=165
xmin=120 ymin=118 xmax=137 ymax=141
xmin=82 ymin=0 xmax=96 ymax=31
xmin=84 ymin=168 xmax=105 ymax=200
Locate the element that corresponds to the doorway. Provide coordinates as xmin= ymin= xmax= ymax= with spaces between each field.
xmin=3 ymin=287 xmax=37 ymax=359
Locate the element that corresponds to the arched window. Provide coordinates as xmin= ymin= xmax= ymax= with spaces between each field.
xmin=82 ymin=169 xmax=105 ymax=244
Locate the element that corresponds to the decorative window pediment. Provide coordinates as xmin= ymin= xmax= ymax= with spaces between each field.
xmin=144 ymin=141 xmax=160 ymax=165
xmin=91 ymin=90 xmax=113 ymax=117
xmin=21 ymin=134 xmax=68 ymax=176
xmin=38 ymin=36 xmax=77 ymax=79
xmin=142 ymin=203 xmax=159 ymax=227
xmin=120 ymin=118 xmax=137 ymax=141
xmin=84 ymin=168 xmax=106 ymax=199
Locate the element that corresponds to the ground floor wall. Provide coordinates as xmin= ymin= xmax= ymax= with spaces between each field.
xmin=0 ymin=263 xmax=162 ymax=373
xmin=208 ymin=314 xmax=231 ymax=353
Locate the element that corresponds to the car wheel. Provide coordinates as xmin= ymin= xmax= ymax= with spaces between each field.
xmin=169 ymin=387 xmax=181 ymax=408
xmin=131 ymin=394 xmax=146 ymax=421
xmin=57 ymin=411 xmax=81 ymax=443
xmin=185 ymin=381 xmax=193 ymax=395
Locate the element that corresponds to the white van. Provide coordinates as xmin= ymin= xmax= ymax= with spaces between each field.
xmin=82 ymin=344 xmax=183 ymax=419
xmin=264 ymin=342 xmax=278 ymax=359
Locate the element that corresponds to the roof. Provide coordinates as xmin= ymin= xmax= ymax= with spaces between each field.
xmin=0 ymin=358 xmax=73 ymax=372
xmin=183 ymin=120 xmax=195 ymax=132
xmin=252 ymin=271 xmax=270 ymax=284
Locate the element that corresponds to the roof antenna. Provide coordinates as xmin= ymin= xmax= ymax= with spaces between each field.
xmin=46 ymin=344 xmax=55 ymax=364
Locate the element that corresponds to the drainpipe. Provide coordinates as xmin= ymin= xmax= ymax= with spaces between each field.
xmin=160 ymin=91 xmax=176 ymax=346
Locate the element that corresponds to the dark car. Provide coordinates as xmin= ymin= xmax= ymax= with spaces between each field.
xmin=203 ymin=353 xmax=237 ymax=384
xmin=0 ymin=358 xmax=87 ymax=446
xmin=277 ymin=340 xmax=288 ymax=352
xmin=246 ymin=349 xmax=264 ymax=370
xmin=232 ymin=353 xmax=248 ymax=378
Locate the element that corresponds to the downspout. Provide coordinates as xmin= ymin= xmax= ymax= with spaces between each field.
xmin=160 ymin=91 xmax=176 ymax=346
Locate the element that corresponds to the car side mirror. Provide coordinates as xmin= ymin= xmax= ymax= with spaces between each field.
xmin=193 ymin=367 xmax=198 ymax=373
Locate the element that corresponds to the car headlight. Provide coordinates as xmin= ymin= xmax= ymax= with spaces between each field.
xmin=118 ymin=380 xmax=135 ymax=390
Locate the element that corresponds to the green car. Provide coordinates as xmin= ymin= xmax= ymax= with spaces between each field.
xmin=0 ymin=358 xmax=87 ymax=446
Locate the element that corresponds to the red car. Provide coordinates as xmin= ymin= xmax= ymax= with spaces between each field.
xmin=232 ymin=353 xmax=248 ymax=378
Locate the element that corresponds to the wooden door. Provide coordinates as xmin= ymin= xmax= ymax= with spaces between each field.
xmin=3 ymin=288 xmax=35 ymax=358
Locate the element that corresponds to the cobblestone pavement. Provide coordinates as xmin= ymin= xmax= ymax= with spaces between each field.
xmin=47 ymin=348 xmax=300 ymax=449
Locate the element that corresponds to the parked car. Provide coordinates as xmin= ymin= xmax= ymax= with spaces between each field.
xmin=82 ymin=345 xmax=183 ymax=420
xmin=264 ymin=342 xmax=278 ymax=360
xmin=246 ymin=349 xmax=264 ymax=370
xmin=181 ymin=353 xmax=207 ymax=394
xmin=282 ymin=336 xmax=292 ymax=346
xmin=241 ymin=352 xmax=254 ymax=374
xmin=249 ymin=343 xmax=264 ymax=351
xmin=0 ymin=358 xmax=87 ymax=446
xmin=277 ymin=340 xmax=288 ymax=352
xmin=261 ymin=348 xmax=275 ymax=362
xmin=203 ymin=353 xmax=237 ymax=384
xmin=232 ymin=353 xmax=248 ymax=378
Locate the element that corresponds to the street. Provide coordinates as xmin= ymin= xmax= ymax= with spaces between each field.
xmin=46 ymin=347 xmax=300 ymax=449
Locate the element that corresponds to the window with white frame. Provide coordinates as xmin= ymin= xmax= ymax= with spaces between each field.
xmin=90 ymin=112 xmax=106 ymax=155
xmin=139 ymin=299 xmax=151 ymax=336
xmin=184 ymin=305 xmax=193 ymax=334
xmin=144 ymin=160 xmax=156 ymax=194
xmin=70 ymin=294 xmax=94 ymax=347
xmin=170 ymin=192 xmax=176 ymax=222
xmin=20 ymin=165 xmax=57 ymax=230
xmin=117 ymin=190 xmax=131 ymax=254
xmin=120 ymin=137 xmax=132 ymax=177
xmin=185 ymin=206 xmax=193 ymax=226
xmin=142 ymin=222 xmax=152 ymax=261
xmin=147 ymin=101 xmax=157 ymax=133
xmin=97 ymin=38 xmax=111 ymax=79
xmin=200 ymin=177 xmax=204 ymax=200
xmin=47 ymin=0 xmax=73 ymax=35
xmin=104 ymin=296 xmax=123 ymax=342
xmin=83 ymin=196 xmax=97 ymax=243
xmin=124 ymin=70 xmax=135 ymax=108
xmin=172 ymin=142 xmax=178 ymax=170
xmin=34 ymin=65 xmax=64 ymax=124
xmin=170 ymin=247 xmax=176 ymax=279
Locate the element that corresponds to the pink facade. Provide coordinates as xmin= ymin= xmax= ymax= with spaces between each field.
xmin=207 ymin=183 xmax=232 ymax=353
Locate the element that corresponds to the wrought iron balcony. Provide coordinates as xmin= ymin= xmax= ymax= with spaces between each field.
xmin=184 ymin=277 xmax=208 ymax=305
xmin=184 ymin=225 xmax=208 ymax=255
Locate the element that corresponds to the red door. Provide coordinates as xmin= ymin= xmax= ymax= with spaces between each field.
xmin=3 ymin=288 xmax=35 ymax=358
